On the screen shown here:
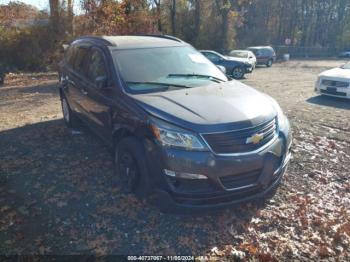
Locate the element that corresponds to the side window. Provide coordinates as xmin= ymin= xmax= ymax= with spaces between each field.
xmin=86 ymin=49 xmax=108 ymax=85
xmin=73 ymin=46 xmax=90 ymax=76
xmin=65 ymin=46 xmax=75 ymax=67
xmin=204 ymin=52 xmax=220 ymax=63
xmin=202 ymin=52 xmax=209 ymax=58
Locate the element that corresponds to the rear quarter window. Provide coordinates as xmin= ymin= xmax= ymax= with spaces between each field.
xmin=65 ymin=46 xmax=75 ymax=67
xmin=73 ymin=46 xmax=90 ymax=76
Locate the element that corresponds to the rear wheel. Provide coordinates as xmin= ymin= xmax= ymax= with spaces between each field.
xmin=266 ymin=59 xmax=273 ymax=67
xmin=231 ymin=67 xmax=245 ymax=79
xmin=114 ymin=137 xmax=152 ymax=197
xmin=61 ymin=96 xmax=79 ymax=128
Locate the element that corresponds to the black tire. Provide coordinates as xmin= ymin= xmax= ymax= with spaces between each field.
xmin=61 ymin=95 xmax=79 ymax=128
xmin=231 ymin=67 xmax=245 ymax=79
xmin=114 ymin=137 xmax=152 ymax=198
xmin=266 ymin=59 xmax=273 ymax=67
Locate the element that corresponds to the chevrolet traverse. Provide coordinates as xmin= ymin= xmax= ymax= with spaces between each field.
xmin=58 ymin=35 xmax=292 ymax=212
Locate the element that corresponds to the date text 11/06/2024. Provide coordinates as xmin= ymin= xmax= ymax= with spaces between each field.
xmin=127 ymin=255 xmax=197 ymax=261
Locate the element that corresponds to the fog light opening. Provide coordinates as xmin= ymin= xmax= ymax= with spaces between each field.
xmin=164 ymin=169 xmax=208 ymax=180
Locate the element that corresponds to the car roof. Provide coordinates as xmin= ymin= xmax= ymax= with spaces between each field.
xmin=248 ymin=46 xmax=273 ymax=50
xmin=230 ymin=50 xmax=250 ymax=53
xmin=199 ymin=50 xmax=222 ymax=54
xmin=71 ymin=35 xmax=187 ymax=49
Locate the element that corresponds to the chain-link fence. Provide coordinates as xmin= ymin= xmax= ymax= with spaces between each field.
xmin=273 ymin=45 xmax=341 ymax=59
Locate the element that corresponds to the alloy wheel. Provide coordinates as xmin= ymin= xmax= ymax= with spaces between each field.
xmin=232 ymin=67 xmax=244 ymax=79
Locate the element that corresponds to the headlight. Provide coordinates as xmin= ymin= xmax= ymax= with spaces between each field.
xmin=151 ymin=121 xmax=207 ymax=150
xmin=276 ymin=106 xmax=286 ymax=130
xmin=316 ymin=76 xmax=322 ymax=86
xmin=269 ymin=97 xmax=286 ymax=130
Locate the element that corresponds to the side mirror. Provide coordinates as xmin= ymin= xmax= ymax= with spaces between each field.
xmin=217 ymin=65 xmax=226 ymax=74
xmin=95 ymin=75 xmax=108 ymax=89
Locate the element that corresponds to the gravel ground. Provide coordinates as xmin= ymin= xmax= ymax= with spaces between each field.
xmin=0 ymin=60 xmax=349 ymax=260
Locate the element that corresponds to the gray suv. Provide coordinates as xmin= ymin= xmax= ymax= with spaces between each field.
xmin=58 ymin=35 xmax=291 ymax=212
xmin=248 ymin=46 xmax=276 ymax=67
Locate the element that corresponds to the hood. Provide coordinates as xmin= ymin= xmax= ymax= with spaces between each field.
xmin=319 ymin=67 xmax=350 ymax=79
xmin=132 ymin=81 xmax=277 ymax=133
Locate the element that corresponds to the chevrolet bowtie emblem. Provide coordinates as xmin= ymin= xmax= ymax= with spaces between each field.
xmin=246 ymin=133 xmax=264 ymax=145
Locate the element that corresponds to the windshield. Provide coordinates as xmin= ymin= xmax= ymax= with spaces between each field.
xmin=112 ymin=46 xmax=228 ymax=94
xmin=342 ymin=62 xmax=350 ymax=69
xmin=229 ymin=51 xmax=248 ymax=58
xmin=247 ymin=48 xmax=258 ymax=55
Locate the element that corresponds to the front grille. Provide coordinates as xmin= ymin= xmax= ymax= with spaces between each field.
xmin=173 ymin=186 xmax=261 ymax=206
xmin=320 ymin=89 xmax=347 ymax=97
xmin=321 ymin=79 xmax=349 ymax=88
xmin=202 ymin=118 xmax=277 ymax=154
xmin=220 ymin=170 xmax=260 ymax=190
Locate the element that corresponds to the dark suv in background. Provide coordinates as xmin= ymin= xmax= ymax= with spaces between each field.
xmin=248 ymin=46 xmax=276 ymax=67
xmin=59 ymin=35 xmax=291 ymax=212
xmin=200 ymin=50 xmax=253 ymax=79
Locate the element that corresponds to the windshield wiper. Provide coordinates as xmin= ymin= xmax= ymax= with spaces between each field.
xmin=167 ymin=74 xmax=225 ymax=83
xmin=126 ymin=81 xmax=191 ymax=89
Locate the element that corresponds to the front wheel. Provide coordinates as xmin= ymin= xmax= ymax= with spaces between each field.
xmin=231 ymin=67 xmax=245 ymax=79
xmin=266 ymin=59 xmax=273 ymax=67
xmin=114 ymin=137 xmax=152 ymax=197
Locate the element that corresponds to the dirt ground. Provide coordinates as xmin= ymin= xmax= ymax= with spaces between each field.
xmin=0 ymin=60 xmax=349 ymax=260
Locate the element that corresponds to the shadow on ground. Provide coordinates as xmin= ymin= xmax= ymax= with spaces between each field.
xmin=19 ymin=83 xmax=58 ymax=95
xmin=307 ymin=95 xmax=350 ymax=110
xmin=0 ymin=119 xmax=260 ymax=255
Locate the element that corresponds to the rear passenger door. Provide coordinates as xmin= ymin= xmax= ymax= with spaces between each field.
xmin=67 ymin=44 xmax=91 ymax=120
xmin=80 ymin=47 xmax=113 ymax=140
xmin=61 ymin=45 xmax=79 ymax=113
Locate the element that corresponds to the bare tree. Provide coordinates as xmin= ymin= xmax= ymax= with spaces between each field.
xmin=49 ymin=0 xmax=60 ymax=34
xmin=193 ymin=0 xmax=201 ymax=43
xmin=67 ymin=0 xmax=74 ymax=34
xmin=153 ymin=0 xmax=162 ymax=32
xmin=170 ymin=0 xmax=176 ymax=35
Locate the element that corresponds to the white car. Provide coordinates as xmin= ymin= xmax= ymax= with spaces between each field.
xmin=315 ymin=62 xmax=350 ymax=99
xmin=228 ymin=50 xmax=257 ymax=68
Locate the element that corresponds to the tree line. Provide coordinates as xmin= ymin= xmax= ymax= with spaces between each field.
xmin=1 ymin=0 xmax=350 ymax=72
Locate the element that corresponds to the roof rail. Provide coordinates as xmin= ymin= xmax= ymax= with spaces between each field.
xmin=134 ymin=34 xmax=183 ymax=43
xmin=73 ymin=35 xmax=115 ymax=46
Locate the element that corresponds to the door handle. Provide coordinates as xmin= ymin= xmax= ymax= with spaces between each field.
xmin=81 ymin=89 xmax=88 ymax=95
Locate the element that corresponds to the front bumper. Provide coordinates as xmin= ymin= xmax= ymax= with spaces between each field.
xmin=315 ymin=85 xmax=350 ymax=99
xmin=244 ymin=64 xmax=254 ymax=73
xmin=146 ymin=124 xmax=292 ymax=212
